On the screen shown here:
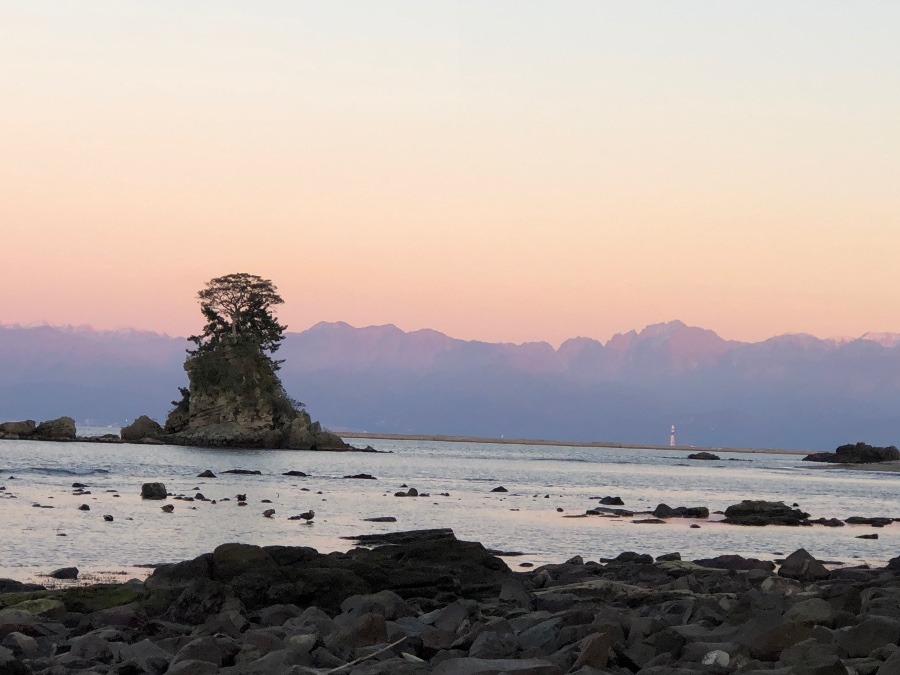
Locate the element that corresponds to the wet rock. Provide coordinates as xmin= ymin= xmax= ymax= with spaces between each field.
xmin=778 ymin=549 xmax=830 ymax=582
xmin=196 ymin=470 xmax=216 ymax=478
xmin=491 ymin=486 xmax=508 ymax=493
xmin=49 ymin=566 xmax=79 ymax=580
xmin=598 ymin=496 xmax=623 ymax=505
xmin=694 ymin=554 xmax=775 ymax=572
xmin=282 ymin=470 xmax=307 ymax=476
xmin=344 ymin=473 xmax=377 ymax=479
xmin=723 ymin=500 xmax=809 ymax=526
xmin=222 ymin=469 xmax=262 ymax=475
xmin=845 ymin=516 xmax=894 ymax=527
xmin=141 ymin=482 xmax=168 ymax=500
xmin=364 ymin=516 xmax=398 ymax=522
xmin=687 ymin=452 xmax=720 ymax=460
xmin=653 ymin=503 xmax=709 ymax=519
xmin=804 ymin=442 xmax=900 ymax=464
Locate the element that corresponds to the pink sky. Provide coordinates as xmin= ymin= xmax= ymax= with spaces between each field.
xmin=3 ymin=3 xmax=899 ymax=346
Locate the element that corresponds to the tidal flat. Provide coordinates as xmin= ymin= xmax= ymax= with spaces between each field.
xmin=0 ymin=435 xmax=897 ymax=583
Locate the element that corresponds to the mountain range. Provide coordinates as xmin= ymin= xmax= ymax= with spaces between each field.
xmin=2 ymin=320 xmax=900 ymax=450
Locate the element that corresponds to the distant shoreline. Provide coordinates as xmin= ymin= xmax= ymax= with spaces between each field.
xmin=337 ymin=431 xmax=811 ymax=456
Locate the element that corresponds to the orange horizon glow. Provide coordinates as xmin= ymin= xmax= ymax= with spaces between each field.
xmin=3 ymin=3 xmax=900 ymax=348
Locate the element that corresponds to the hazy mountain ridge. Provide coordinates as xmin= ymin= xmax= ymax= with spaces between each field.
xmin=2 ymin=321 xmax=900 ymax=449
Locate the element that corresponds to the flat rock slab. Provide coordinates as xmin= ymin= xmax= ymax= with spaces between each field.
xmin=432 ymin=657 xmax=563 ymax=675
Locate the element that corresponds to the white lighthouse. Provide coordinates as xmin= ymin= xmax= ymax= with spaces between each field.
xmin=669 ymin=425 xmax=676 ymax=447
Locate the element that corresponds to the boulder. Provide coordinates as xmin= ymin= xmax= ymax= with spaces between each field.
xmin=141 ymin=482 xmax=168 ymax=500
xmin=32 ymin=416 xmax=76 ymax=440
xmin=723 ymin=500 xmax=809 ymax=526
xmin=778 ymin=549 xmax=830 ymax=582
xmin=653 ymin=504 xmax=709 ymax=519
xmin=0 ymin=421 xmax=35 ymax=436
xmin=120 ymin=415 xmax=163 ymax=442
xmin=145 ymin=529 xmax=513 ymax=614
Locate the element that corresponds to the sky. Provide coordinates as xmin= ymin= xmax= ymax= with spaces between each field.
xmin=2 ymin=2 xmax=899 ymax=347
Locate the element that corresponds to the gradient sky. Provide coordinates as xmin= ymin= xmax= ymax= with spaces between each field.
xmin=3 ymin=2 xmax=899 ymax=346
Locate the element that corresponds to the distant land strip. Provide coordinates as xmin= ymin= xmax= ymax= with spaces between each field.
xmin=336 ymin=431 xmax=810 ymax=456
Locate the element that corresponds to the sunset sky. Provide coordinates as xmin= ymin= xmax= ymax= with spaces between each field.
xmin=3 ymin=2 xmax=899 ymax=346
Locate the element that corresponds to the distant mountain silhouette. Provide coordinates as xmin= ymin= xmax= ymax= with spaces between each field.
xmin=3 ymin=320 xmax=900 ymax=450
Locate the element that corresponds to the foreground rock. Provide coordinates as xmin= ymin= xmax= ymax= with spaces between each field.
xmin=1 ymin=530 xmax=899 ymax=675
xmin=803 ymin=441 xmax=900 ymax=464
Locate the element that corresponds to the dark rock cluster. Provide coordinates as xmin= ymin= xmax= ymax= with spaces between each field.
xmin=2 ymin=529 xmax=900 ymax=674
xmin=803 ymin=442 xmax=900 ymax=464
xmin=0 ymin=418 xmax=76 ymax=442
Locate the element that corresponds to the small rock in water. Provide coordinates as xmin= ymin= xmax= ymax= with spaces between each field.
xmin=263 ymin=509 xmax=275 ymax=518
xmin=223 ymin=469 xmax=262 ymax=475
xmin=283 ymin=470 xmax=307 ymax=477
xmin=236 ymin=494 xmax=247 ymax=501
xmin=289 ymin=509 xmax=315 ymax=523
xmin=78 ymin=504 xmax=90 ymax=511
xmin=343 ymin=473 xmax=377 ymax=479
xmin=491 ymin=486 xmax=508 ymax=493
xmin=261 ymin=499 xmax=272 ymax=503
xmin=72 ymin=482 xmax=86 ymax=488
xmin=103 ymin=514 xmax=113 ymax=522
xmin=364 ymin=516 xmax=397 ymax=522
xmin=857 ymin=533 xmax=879 ymax=539
xmin=49 ymin=567 xmax=78 ymax=580
xmin=161 ymin=504 xmax=175 ymax=513
xmin=197 ymin=470 xmax=216 ymax=478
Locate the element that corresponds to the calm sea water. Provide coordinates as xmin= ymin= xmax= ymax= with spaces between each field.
xmin=0 ymin=431 xmax=897 ymax=582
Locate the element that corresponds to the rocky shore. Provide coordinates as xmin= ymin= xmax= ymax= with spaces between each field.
xmin=0 ymin=416 xmax=377 ymax=452
xmin=1 ymin=528 xmax=899 ymax=674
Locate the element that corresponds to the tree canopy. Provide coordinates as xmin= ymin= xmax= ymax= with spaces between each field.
xmin=188 ymin=273 xmax=287 ymax=363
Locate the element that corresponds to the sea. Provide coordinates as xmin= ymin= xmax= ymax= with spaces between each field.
xmin=0 ymin=429 xmax=897 ymax=583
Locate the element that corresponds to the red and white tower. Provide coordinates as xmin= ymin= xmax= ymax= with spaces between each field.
xmin=669 ymin=425 xmax=676 ymax=446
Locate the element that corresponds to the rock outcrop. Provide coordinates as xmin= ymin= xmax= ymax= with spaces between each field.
xmin=160 ymin=340 xmax=355 ymax=451
xmin=0 ymin=420 xmax=36 ymax=437
xmin=803 ymin=441 xmax=900 ymax=464
xmin=31 ymin=416 xmax=76 ymax=440
xmin=121 ymin=415 xmax=163 ymax=442
xmin=2 ymin=532 xmax=900 ymax=674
